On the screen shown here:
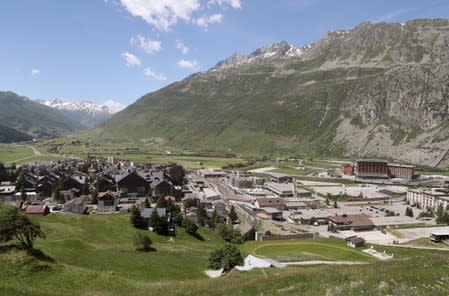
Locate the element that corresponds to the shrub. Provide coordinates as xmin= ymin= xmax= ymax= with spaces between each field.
xmin=134 ymin=233 xmax=152 ymax=251
xmin=208 ymin=245 xmax=243 ymax=271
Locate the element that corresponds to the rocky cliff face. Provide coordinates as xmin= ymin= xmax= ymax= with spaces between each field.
xmin=97 ymin=18 xmax=449 ymax=167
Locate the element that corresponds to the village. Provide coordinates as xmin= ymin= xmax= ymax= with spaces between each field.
xmin=1 ymin=156 xmax=449 ymax=252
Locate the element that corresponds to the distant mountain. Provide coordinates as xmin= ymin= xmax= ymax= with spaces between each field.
xmin=0 ymin=91 xmax=82 ymax=140
xmin=212 ymin=40 xmax=309 ymax=69
xmin=95 ymin=19 xmax=449 ymax=167
xmin=36 ymin=98 xmax=124 ymax=128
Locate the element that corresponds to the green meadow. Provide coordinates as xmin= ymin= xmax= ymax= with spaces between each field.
xmin=1 ymin=210 xmax=449 ymax=295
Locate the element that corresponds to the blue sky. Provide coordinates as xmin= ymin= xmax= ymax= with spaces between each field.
xmin=0 ymin=0 xmax=448 ymax=109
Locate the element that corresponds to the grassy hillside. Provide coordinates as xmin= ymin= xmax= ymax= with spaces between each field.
xmin=0 ymin=91 xmax=82 ymax=139
xmin=0 ymin=124 xmax=33 ymax=143
xmin=93 ymin=19 xmax=449 ymax=166
xmin=1 ymin=209 xmax=449 ymax=295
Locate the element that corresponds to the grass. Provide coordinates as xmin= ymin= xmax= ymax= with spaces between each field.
xmin=404 ymin=237 xmax=449 ymax=248
xmin=390 ymin=223 xmax=447 ymax=230
xmin=2 ymin=209 xmax=449 ymax=295
xmin=32 ymin=213 xmax=225 ymax=282
xmin=241 ymin=238 xmax=375 ymax=262
xmin=0 ymin=144 xmax=34 ymax=163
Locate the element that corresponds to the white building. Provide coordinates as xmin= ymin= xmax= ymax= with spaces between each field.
xmin=407 ymin=188 xmax=449 ymax=209
xmin=264 ymin=182 xmax=294 ymax=198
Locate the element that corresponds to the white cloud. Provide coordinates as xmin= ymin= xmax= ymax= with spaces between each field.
xmin=121 ymin=52 xmax=141 ymax=67
xmin=120 ymin=0 xmax=201 ymax=32
xmin=176 ymin=40 xmax=189 ymax=55
xmin=208 ymin=0 xmax=241 ymax=9
xmin=131 ymin=35 xmax=161 ymax=53
xmin=195 ymin=13 xmax=223 ymax=29
xmin=102 ymin=100 xmax=126 ymax=113
xmin=31 ymin=69 xmax=40 ymax=76
xmin=177 ymin=59 xmax=198 ymax=70
xmin=143 ymin=67 xmax=167 ymax=81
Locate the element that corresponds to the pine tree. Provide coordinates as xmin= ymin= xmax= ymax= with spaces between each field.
xmin=197 ymin=203 xmax=208 ymax=226
xmin=436 ymin=204 xmax=445 ymax=224
xmin=229 ymin=205 xmax=238 ymax=224
xmin=130 ymin=205 xmax=147 ymax=229
xmin=209 ymin=209 xmax=219 ymax=229
xmin=156 ymin=196 xmax=167 ymax=208
xmin=143 ymin=197 xmax=151 ymax=208
xmin=91 ymin=189 xmax=98 ymax=205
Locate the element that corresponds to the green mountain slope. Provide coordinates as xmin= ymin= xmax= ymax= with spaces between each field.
xmin=0 ymin=91 xmax=82 ymax=139
xmin=0 ymin=124 xmax=33 ymax=143
xmin=95 ymin=19 xmax=449 ymax=166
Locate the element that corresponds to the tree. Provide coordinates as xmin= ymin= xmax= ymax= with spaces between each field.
xmin=0 ymin=162 xmax=7 ymax=181
xmin=197 ymin=203 xmax=208 ymax=227
xmin=216 ymin=224 xmax=243 ymax=243
xmin=229 ymin=206 xmax=238 ymax=224
xmin=20 ymin=186 xmax=27 ymax=201
xmin=149 ymin=208 xmax=168 ymax=235
xmin=0 ymin=207 xmax=45 ymax=249
xmin=91 ymin=189 xmax=98 ymax=205
xmin=436 ymin=204 xmax=445 ymax=224
xmin=209 ymin=209 xmax=220 ymax=230
xmin=143 ymin=197 xmax=151 ymax=208
xmin=442 ymin=207 xmax=448 ymax=223
xmin=169 ymin=165 xmax=186 ymax=186
xmin=130 ymin=205 xmax=148 ymax=230
xmin=174 ymin=212 xmax=184 ymax=227
xmin=184 ymin=198 xmax=198 ymax=209
xmin=156 ymin=196 xmax=167 ymax=208
xmin=333 ymin=200 xmax=338 ymax=209
xmin=81 ymin=180 xmax=89 ymax=195
xmin=134 ymin=233 xmax=152 ymax=251
xmin=208 ymin=245 xmax=244 ymax=271
xmin=182 ymin=218 xmax=198 ymax=235
xmin=325 ymin=197 xmax=330 ymax=206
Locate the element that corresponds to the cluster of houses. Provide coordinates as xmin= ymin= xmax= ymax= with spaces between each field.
xmin=0 ymin=157 xmax=183 ymax=216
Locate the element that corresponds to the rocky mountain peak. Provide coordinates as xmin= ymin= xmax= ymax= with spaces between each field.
xmin=212 ymin=40 xmax=308 ymax=70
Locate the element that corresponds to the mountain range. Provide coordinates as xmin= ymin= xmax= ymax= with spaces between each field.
xmin=0 ymin=92 xmax=124 ymax=142
xmin=93 ymin=18 xmax=449 ymax=167
xmin=36 ymin=98 xmax=123 ymax=128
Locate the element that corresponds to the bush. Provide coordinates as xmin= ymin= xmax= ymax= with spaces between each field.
xmin=208 ymin=245 xmax=244 ymax=271
xmin=182 ymin=218 xmax=198 ymax=235
xmin=134 ymin=233 xmax=152 ymax=251
xmin=216 ymin=224 xmax=243 ymax=244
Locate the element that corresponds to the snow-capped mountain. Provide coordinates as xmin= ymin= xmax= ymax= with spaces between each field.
xmin=36 ymin=98 xmax=125 ymax=128
xmin=212 ymin=41 xmax=312 ymax=69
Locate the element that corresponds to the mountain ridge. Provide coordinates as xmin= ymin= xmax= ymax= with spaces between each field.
xmin=92 ymin=18 xmax=449 ymax=167
xmin=36 ymin=98 xmax=123 ymax=128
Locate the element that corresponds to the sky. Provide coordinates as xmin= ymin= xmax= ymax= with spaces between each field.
xmin=0 ymin=0 xmax=448 ymax=110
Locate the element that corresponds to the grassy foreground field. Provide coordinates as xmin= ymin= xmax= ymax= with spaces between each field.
xmin=0 ymin=144 xmax=34 ymax=163
xmin=1 ymin=212 xmax=449 ymax=295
